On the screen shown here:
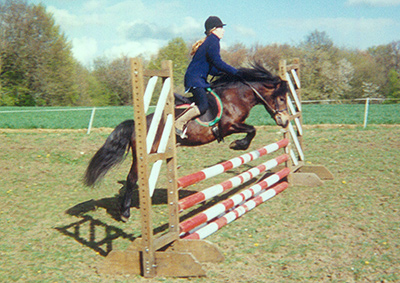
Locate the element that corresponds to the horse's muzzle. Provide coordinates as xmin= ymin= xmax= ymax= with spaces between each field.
xmin=275 ymin=112 xmax=289 ymax=128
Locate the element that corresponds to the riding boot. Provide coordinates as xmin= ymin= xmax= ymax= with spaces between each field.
xmin=175 ymin=105 xmax=201 ymax=138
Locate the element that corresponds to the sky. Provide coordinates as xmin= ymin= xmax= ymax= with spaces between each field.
xmin=29 ymin=0 xmax=400 ymax=65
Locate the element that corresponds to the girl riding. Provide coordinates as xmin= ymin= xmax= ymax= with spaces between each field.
xmin=175 ymin=16 xmax=238 ymax=137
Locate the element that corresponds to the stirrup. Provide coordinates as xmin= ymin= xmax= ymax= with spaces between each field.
xmin=212 ymin=125 xmax=224 ymax=143
xmin=175 ymin=127 xmax=188 ymax=139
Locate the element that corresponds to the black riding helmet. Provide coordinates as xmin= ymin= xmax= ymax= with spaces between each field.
xmin=204 ymin=16 xmax=226 ymax=34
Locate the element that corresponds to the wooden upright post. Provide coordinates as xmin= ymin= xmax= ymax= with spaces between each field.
xmin=288 ymin=58 xmax=303 ymax=149
xmin=279 ymin=60 xmax=293 ymax=185
xmin=131 ymin=58 xmax=158 ymax=277
xmin=279 ymin=59 xmax=333 ymax=186
xmin=98 ymin=58 xmax=223 ymax=278
xmin=160 ymin=60 xmax=180 ymax=241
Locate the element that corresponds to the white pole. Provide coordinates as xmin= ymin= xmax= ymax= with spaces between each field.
xmin=144 ymin=76 xmax=158 ymax=113
xmin=363 ymin=98 xmax=370 ymax=128
xmin=291 ymin=69 xmax=301 ymax=88
xmin=288 ymin=122 xmax=304 ymax=161
xmin=287 ymin=96 xmax=303 ymax=136
xmin=87 ymin=107 xmax=96 ymax=135
xmin=146 ymin=78 xmax=171 ymax=153
xmin=286 ymin=72 xmax=302 ymax=111
xmin=148 ymin=114 xmax=174 ymax=197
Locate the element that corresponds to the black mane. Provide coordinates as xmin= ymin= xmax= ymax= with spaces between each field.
xmin=211 ymin=62 xmax=281 ymax=88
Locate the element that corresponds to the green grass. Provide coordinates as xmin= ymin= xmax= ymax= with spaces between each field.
xmin=0 ymin=126 xmax=399 ymax=282
xmin=301 ymin=104 xmax=400 ymax=125
xmin=1 ymin=104 xmax=399 ymax=129
xmin=0 ymin=106 xmax=134 ymax=129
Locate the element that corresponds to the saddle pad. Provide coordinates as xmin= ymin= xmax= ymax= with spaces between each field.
xmin=175 ymin=89 xmax=223 ymax=127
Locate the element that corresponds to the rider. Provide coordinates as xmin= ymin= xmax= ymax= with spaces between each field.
xmin=175 ymin=16 xmax=239 ymax=137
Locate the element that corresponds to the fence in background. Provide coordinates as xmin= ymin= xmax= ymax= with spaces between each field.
xmin=302 ymin=98 xmax=399 ymax=128
xmin=0 ymin=99 xmax=398 ymax=132
xmin=0 ymin=106 xmax=155 ymax=133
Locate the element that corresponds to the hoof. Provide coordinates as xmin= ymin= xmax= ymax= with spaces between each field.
xmin=120 ymin=209 xmax=130 ymax=222
xmin=229 ymin=140 xmax=250 ymax=151
xmin=120 ymin=214 xmax=129 ymax=223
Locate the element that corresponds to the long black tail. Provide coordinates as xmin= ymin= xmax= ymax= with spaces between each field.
xmin=84 ymin=119 xmax=134 ymax=187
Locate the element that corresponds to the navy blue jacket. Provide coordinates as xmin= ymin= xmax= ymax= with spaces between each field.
xmin=184 ymin=33 xmax=237 ymax=91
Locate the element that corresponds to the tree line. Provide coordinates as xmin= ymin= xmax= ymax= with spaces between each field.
xmin=1 ymin=0 xmax=399 ymax=107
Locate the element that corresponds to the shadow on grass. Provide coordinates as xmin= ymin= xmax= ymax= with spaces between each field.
xmin=55 ymin=170 xmax=272 ymax=256
xmin=55 ymin=182 xmax=197 ymax=256
xmin=55 ymin=215 xmax=136 ymax=256
xmin=64 ymin=181 xmax=197 ymax=220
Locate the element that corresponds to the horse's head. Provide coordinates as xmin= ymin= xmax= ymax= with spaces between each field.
xmin=245 ymin=79 xmax=289 ymax=128
xmin=211 ymin=62 xmax=290 ymax=128
xmin=265 ymin=80 xmax=289 ymax=128
xmin=237 ymin=63 xmax=290 ymax=128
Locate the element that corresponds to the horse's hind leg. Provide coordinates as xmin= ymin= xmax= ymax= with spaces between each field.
xmin=228 ymin=123 xmax=256 ymax=150
xmin=120 ymin=163 xmax=138 ymax=222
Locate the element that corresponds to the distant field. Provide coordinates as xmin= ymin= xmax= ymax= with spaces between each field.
xmin=0 ymin=106 xmax=134 ymax=129
xmin=0 ymin=104 xmax=399 ymax=129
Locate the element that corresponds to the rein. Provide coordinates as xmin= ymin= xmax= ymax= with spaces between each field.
xmin=241 ymin=80 xmax=282 ymax=115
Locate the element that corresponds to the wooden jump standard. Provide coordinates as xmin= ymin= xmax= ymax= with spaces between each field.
xmin=278 ymin=59 xmax=333 ymax=186
xmin=98 ymin=58 xmax=333 ymax=278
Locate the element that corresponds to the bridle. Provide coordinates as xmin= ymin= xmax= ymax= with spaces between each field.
xmin=242 ymin=80 xmax=287 ymax=116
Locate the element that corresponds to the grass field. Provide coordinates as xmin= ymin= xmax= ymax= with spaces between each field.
xmin=0 ymin=124 xmax=399 ymax=282
xmin=1 ymin=103 xmax=399 ymax=129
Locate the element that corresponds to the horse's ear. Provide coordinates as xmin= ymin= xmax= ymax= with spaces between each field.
xmin=273 ymin=80 xmax=287 ymax=98
xmin=282 ymin=81 xmax=288 ymax=93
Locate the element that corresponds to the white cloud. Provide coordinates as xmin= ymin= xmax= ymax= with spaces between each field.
xmin=106 ymin=0 xmax=182 ymax=23
xmin=234 ymin=25 xmax=257 ymax=38
xmin=121 ymin=21 xmax=175 ymax=40
xmin=72 ymin=37 xmax=98 ymax=65
xmin=104 ymin=39 xmax=165 ymax=60
xmin=119 ymin=16 xmax=201 ymax=41
xmin=46 ymin=1 xmax=192 ymax=64
xmin=265 ymin=16 xmax=400 ymax=49
xmin=171 ymin=17 xmax=202 ymax=38
xmin=270 ymin=17 xmax=397 ymax=34
xmin=346 ymin=0 xmax=400 ymax=6
xmin=107 ymin=0 xmax=147 ymax=15
xmin=47 ymin=6 xmax=102 ymax=28
xmin=83 ymin=0 xmax=107 ymax=12
xmin=47 ymin=6 xmax=82 ymax=28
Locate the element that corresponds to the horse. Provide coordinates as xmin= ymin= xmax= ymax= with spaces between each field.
xmin=84 ymin=63 xmax=289 ymax=221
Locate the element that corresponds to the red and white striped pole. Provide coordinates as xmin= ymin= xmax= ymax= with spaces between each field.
xmin=179 ymin=154 xmax=288 ymax=211
xmin=179 ymin=168 xmax=290 ymax=234
xmin=182 ymin=181 xmax=289 ymax=240
xmin=177 ymin=139 xmax=289 ymax=189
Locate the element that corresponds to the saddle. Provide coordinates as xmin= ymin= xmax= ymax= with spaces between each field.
xmin=174 ymin=88 xmax=224 ymax=141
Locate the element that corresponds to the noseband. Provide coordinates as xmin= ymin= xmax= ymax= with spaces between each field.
xmin=242 ymin=81 xmax=287 ymax=116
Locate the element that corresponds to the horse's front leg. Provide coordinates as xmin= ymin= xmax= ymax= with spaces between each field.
xmin=228 ymin=123 xmax=256 ymax=150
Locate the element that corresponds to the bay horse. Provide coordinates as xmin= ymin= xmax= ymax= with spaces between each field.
xmin=84 ymin=63 xmax=289 ymax=221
